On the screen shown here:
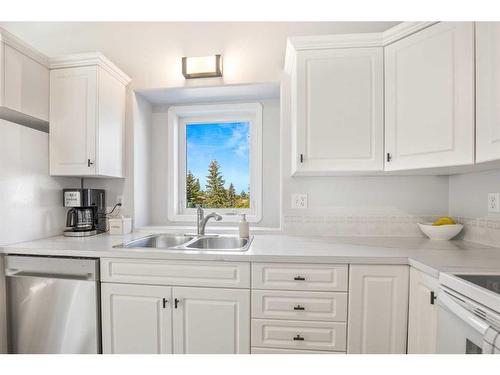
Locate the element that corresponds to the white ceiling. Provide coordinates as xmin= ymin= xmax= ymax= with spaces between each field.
xmin=0 ymin=22 xmax=399 ymax=90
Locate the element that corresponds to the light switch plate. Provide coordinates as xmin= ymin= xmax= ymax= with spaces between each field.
xmin=488 ymin=193 xmax=500 ymax=213
xmin=292 ymin=194 xmax=308 ymax=209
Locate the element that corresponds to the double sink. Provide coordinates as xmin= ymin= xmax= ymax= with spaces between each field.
xmin=115 ymin=234 xmax=252 ymax=252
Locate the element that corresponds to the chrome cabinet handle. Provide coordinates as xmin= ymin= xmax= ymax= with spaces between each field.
xmin=293 ymin=305 xmax=305 ymax=311
xmin=294 ymin=276 xmax=305 ymax=281
xmin=293 ymin=335 xmax=305 ymax=341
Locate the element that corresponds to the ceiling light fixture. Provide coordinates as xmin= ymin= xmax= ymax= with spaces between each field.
xmin=182 ymin=55 xmax=223 ymax=79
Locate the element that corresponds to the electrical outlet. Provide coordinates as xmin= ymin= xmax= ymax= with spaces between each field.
xmin=292 ymin=194 xmax=308 ymax=209
xmin=488 ymin=193 xmax=500 ymax=213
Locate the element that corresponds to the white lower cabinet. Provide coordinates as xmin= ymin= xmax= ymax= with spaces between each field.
xmin=407 ymin=268 xmax=439 ymax=354
xmin=252 ymin=319 xmax=347 ymax=352
xmin=102 ymin=261 xmax=417 ymax=355
xmin=251 ymin=347 xmax=341 ymax=354
xmin=101 ymin=282 xmax=250 ymax=354
xmin=101 ymin=283 xmax=173 ymax=354
xmin=347 ymin=265 xmax=409 ymax=354
xmin=172 ymin=287 xmax=250 ymax=354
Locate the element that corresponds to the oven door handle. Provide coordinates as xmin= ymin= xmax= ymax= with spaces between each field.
xmin=438 ymin=290 xmax=490 ymax=335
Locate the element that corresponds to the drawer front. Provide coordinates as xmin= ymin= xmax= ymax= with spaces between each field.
xmin=252 ymin=290 xmax=347 ymax=321
xmin=251 ymin=319 xmax=347 ymax=351
xmin=100 ymin=258 xmax=250 ymax=288
xmin=251 ymin=347 xmax=344 ymax=354
xmin=252 ymin=263 xmax=348 ymax=291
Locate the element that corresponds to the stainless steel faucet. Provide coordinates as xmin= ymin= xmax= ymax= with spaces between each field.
xmin=196 ymin=207 xmax=222 ymax=236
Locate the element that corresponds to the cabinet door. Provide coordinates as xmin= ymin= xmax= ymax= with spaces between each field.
xmin=476 ymin=22 xmax=500 ymax=163
xmin=50 ymin=66 xmax=97 ymax=176
xmin=3 ymin=44 xmax=49 ymax=121
xmin=292 ymin=47 xmax=384 ymax=174
xmin=407 ymin=268 xmax=439 ymax=354
xmin=385 ymin=22 xmax=475 ymax=171
xmin=101 ymin=283 xmax=172 ymax=354
xmin=172 ymin=287 xmax=250 ymax=354
xmin=347 ymin=265 xmax=409 ymax=354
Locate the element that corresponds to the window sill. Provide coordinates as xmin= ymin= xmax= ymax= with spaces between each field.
xmin=135 ymin=225 xmax=282 ymax=235
xmin=168 ymin=212 xmax=262 ymax=224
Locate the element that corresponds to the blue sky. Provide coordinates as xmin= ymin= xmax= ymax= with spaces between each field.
xmin=186 ymin=122 xmax=250 ymax=193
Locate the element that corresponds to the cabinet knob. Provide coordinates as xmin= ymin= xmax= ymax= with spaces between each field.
xmin=294 ymin=276 xmax=306 ymax=281
xmin=293 ymin=334 xmax=305 ymax=341
xmin=293 ymin=305 xmax=305 ymax=311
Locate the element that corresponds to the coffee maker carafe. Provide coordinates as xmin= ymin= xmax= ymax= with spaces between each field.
xmin=63 ymin=188 xmax=106 ymax=237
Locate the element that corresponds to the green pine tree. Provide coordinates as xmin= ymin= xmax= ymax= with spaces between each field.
xmin=226 ymin=183 xmax=237 ymax=207
xmin=205 ymin=160 xmax=227 ymax=208
xmin=186 ymin=170 xmax=204 ymax=207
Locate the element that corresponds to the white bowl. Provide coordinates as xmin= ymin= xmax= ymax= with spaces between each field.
xmin=418 ymin=223 xmax=463 ymax=240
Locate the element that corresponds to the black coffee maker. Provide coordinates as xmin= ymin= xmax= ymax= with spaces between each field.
xmin=63 ymin=188 xmax=106 ymax=237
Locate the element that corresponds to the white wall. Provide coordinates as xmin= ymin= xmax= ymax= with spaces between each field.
xmin=150 ymin=99 xmax=281 ymax=228
xmin=133 ymin=94 xmax=153 ymax=227
xmin=449 ymin=168 xmax=500 ymax=219
xmin=0 ymin=120 xmax=80 ymax=245
xmin=0 ymin=22 xmax=399 ymax=91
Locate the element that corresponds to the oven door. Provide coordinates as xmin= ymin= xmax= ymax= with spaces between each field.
xmin=436 ymin=289 xmax=490 ymax=354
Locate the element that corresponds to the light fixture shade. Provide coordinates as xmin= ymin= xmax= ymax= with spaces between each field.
xmin=182 ymin=55 xmax=223 ymax=79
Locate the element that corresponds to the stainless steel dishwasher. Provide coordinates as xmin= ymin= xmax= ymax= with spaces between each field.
xmin=4 ymin=255 xmax=101 ymax=354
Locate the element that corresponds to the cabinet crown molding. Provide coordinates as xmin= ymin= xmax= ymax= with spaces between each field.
xmin=50 ymin=52 xmax=132 ymax=86
xmin=284 ymin=22 xmax=438 ymax=74
xmin=0 ymin=27 xmax=50 ymax=67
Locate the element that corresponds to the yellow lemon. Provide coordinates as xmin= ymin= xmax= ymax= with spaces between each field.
xmin=432 ymin=216 xmax=456 ymax=226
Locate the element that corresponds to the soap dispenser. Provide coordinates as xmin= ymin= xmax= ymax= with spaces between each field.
xmin=239 ymin=213 xmax=249 ymax=238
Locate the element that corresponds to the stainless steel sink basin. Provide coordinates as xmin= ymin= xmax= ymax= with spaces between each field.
xmin=118 ymin=234 xmax=195 ymax=249
xmin=115 ymin=234 xmax=251 ymax=252
xmin=185 ymin=236 xmax=251 ymax=251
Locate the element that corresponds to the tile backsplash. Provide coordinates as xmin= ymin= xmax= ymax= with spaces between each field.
xmin=456 ymin=217 xmax=500 ymax=247
xmin=283 ymin=214 xmax=439 ymax=237
xmin=284 ymin=214 xmax=500 ymax=247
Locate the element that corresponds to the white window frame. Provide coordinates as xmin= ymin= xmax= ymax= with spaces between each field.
xmin=167 ymin=102 xmax=263 ymax=223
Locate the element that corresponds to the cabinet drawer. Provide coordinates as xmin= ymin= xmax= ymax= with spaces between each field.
xmin=252 ymin=263 xmax=348 ymax=291
xmin=100 ymin=258 xmax=250 ymax=288
xmin=251 ymin=347 xmax=344 ymax=354
xmin=252 ymin=290 xmax=347 ymax=321
xmin=251 ymin=319 xmax=347 ymax=352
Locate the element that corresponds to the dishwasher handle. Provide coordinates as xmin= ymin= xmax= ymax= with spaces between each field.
xmin=5 ymin=269 xmax=96 ymax=281
xmin=4 ymin=255 xmax=99 ymax=281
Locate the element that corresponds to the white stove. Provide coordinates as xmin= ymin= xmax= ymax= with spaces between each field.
xmin=437 ymin=272 xmax=500 ymax=354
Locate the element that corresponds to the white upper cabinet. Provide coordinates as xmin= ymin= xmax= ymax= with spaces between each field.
xmin=0 ymin=27 xmax=49 ymax=132
xmin=286 ymin=38 xmax=384 ymax=175
xmin=384 ymin=22 xmax=475 ymax=171
xmin=407 ymin=268 xmax=439 ymax=354
xmin=49 ymin=53 xmax=130 ymax=177
xmin=476 ymin=22 xmax=500 ymax=163
xmin=347 ymin=265 xmax=409 ymax=354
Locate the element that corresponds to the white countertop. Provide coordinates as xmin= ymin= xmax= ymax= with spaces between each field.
xmin=2 ymin=231 xmax=500 ymax=279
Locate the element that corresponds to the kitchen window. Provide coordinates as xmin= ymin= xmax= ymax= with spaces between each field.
xmin=167 ymin=102 xmax=262 ymax=222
